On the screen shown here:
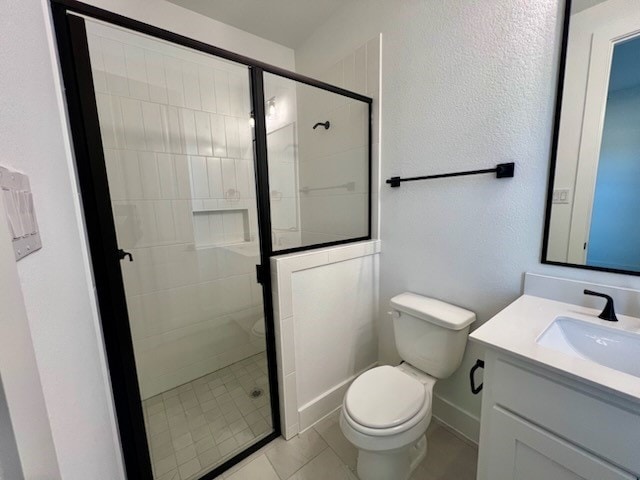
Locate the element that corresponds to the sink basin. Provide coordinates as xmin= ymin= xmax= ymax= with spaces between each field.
xmin=537 ymin=316 xmax=640 ymax=378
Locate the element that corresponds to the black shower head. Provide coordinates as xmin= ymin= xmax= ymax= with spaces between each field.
xmin=312 ymin=121 xmax=330 ymax=130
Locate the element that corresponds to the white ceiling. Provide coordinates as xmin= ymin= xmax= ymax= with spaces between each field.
xmin=571 ymin=0 xmax=609 ymax=14
xmin=165 ymin=0 xmax=348 ymax=49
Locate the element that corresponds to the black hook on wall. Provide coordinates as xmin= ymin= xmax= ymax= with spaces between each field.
xmin=312 ymin=121 xmax=330 ymax=130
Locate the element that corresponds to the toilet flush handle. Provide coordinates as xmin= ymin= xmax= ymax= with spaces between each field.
xmin=388 ymin=310 xmax=401 ymax=319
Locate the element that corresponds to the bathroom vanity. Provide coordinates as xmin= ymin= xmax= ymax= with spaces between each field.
xmin=471 ymin=294 xmax=640 ymax=480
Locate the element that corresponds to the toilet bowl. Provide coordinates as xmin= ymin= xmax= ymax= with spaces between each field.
xmin=340 ymin=364 xmax=435 ymax=480
xmin=340 ymin=293 xmax=475 ymax=480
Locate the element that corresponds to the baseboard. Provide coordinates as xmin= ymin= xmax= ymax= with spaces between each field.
xmin=432 ymin=394 xmax=480 ymax=445
xmin=293 ymin=366 xmax=481 ymax=445
xmin=297 ymin=362 xmax=377 ymax=433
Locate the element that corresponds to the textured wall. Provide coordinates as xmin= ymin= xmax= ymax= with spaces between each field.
xmin=295 ymin=0 xmax=640 ymax=431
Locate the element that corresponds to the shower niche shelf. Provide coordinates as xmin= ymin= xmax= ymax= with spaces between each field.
xmin=192 ymin=206 xmax=252 ymax=249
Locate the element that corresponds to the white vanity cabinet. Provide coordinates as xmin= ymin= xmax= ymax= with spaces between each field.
xmin=477 ymin=350 xmax=640 ymax=480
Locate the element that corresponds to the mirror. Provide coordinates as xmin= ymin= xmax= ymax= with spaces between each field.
xmin=544 ymin=0 xmax=640 ymax=274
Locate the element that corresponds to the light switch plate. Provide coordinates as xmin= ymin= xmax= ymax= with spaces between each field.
xmin=0 ymin=166 xmax=42 ymax=261
xmin=552 ymin=188 xmax=571 ymax=204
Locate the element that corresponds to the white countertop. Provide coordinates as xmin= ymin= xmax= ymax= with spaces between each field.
xmin=470 ymin=294 xmax=640 ymax=403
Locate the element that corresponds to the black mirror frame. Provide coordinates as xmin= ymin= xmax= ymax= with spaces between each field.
xmin=540 ymin=0 xmax=640 ymax=278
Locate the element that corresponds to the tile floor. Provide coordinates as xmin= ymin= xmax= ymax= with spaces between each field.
xmin=142 ymin=353 xmax=274 ymax=480
xmin=214 ymin=411 xmax=478 ymax=480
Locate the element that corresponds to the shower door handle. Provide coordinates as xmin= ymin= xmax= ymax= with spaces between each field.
xmin=256 ymin=264 xmax=266 ymax=285
xmin=117 ymin=249 xmax=133 ymax=262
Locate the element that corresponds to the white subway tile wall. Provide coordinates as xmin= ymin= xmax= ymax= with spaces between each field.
xmin=85 ymin=21 xmax=265 ymax=400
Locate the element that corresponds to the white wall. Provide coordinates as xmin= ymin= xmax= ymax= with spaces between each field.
xmin=295 ymin=0 xmax=640 ymax=441
xmin=271 ymin=241 xmax=380 ymax=439
xmin=0 ymin=185 xmax=59 ymax=479
xmin=1 ymin=0 xmax=294 ymax=477
xmin=293 ymin=256 xmax=377 ymax=406
xmin=572 ymin=0 xmax=609 ymax=14
xmin=81 ymin=0 xmax=295 ymax=70
xmin=2 ymin=1 xmax=125 ymax=478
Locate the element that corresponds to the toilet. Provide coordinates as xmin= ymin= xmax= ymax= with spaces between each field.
xmin=340 ymin=292 xmax=475 ymax=480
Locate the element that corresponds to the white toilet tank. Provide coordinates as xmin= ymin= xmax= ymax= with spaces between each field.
xmin=390 ymin=292 xmax=475 ymax=379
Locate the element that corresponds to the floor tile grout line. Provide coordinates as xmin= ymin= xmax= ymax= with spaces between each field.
xmin=263 ymin=450 xmax=286 ymax=480
xmin=312 ymin=425 xmax=358 ymax=476
xmin=281 ymin=443 xmax=330 ymax=480
xmin=145 ymin=352 xmax=273 ymax=480
xmin=216 ymin=405 xmax=478 ymax=480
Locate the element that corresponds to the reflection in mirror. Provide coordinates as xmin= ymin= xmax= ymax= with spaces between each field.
xmin=544 ymin=0 xmax=640 ymax=274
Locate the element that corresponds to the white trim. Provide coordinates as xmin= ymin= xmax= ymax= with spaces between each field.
xmin=271 ymin=239 xmax=381 ymax=439
xmin=432 ymin=394 xmax=480 ymax=445
xmin=298 ymin=362 xmax=377 ymax=433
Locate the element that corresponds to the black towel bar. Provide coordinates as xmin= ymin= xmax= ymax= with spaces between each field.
xmin=386 ymin=162 xmax=515 ymax=188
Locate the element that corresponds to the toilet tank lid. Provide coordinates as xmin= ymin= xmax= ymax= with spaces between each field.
xmin=390 ymin=293 xmax=476 ymax=330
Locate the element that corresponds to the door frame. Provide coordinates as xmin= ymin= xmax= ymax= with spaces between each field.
xmin=567 ymin=20 xmax=640 ymax=265
xmin=50 ymin=1 xmax=373 ymax=479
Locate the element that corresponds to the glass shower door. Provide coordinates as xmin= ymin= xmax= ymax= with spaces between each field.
xmin=82 ymin=17 xmax=273 ymax=480
xmin=262 ymin=72 xmax=370 ymax=252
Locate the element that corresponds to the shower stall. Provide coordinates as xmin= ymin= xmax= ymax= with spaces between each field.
xmin=51 ymin=2 xmax=371 ymax=479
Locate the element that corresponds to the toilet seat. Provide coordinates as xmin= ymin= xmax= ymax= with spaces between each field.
xmin=343 ymin=366 xmax=432 ymax=438
xmin=346 ymin=366 xmax=425 ymax=429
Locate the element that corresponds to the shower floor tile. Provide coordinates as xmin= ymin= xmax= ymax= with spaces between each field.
xmin=143 ymin=352 xmax=273 ymax=480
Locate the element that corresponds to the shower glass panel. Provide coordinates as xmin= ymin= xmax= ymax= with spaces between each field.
xmin=84 ymin=19 xmax=273 ymax=479
xmin=263 ymin=72 xmax=370 ymax=251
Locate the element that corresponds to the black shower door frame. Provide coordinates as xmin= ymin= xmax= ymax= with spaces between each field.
xmin=50 ymin=1 xmax=372 ymax=478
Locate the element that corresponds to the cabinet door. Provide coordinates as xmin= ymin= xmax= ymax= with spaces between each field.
xmin=485 ymin=406 xmax=635 ymax=480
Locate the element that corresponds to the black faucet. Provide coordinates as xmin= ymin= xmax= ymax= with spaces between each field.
xmin=584 ymin=289 xmax=618 ymax=322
